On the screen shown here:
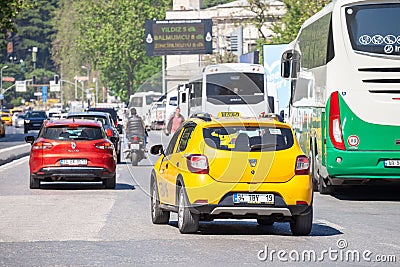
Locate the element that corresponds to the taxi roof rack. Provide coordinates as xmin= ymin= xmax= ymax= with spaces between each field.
xmin=190 ymin=112 xmax=212 ymax=122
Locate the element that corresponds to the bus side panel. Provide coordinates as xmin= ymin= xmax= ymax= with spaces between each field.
xmin=325 ymin=93 xmax=400 ymax=179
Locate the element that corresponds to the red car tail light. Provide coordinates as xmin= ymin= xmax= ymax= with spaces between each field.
xmin=32 ymin=141 xmax=53 ymax=150
xmin=329 ymin=91 xmax=345 ymax=150
xmin=95 ymin=140 xmax=114 ymax=150
xmin=295 ymin=156 xmax=310 ymax=175
xmin=105 ymin=128 xmax=113 ymax=137
xmin=186 ymin=154 xmax=209 ymax=174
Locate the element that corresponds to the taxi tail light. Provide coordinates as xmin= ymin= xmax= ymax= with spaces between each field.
xmin=32 ymin=141 xmax=53 ymax=150
xmin=186 ymin=154 xmax=209 ymax=174
xmin=95 ymin=141 xmax=114 ymax=150
xmin=329 ymin=91 xmax=345 ymax=150
xmin=105 ymin=128 xmax=113 ymax=137
xmin=296 ymin=201 xmax=308 ymax=205
xmin=295 ymin=156 xmax=310 ymax=175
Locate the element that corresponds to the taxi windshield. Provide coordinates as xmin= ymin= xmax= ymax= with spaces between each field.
xmin=203 ymin=126 xmax=294 ymax=152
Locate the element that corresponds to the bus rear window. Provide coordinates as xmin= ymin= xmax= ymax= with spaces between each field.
xmin=346 ymin=3 xmax=400 ymax=56
xmin=203 ymin=126 xmax=294 ymax=152
xmin=206 ymin=73 xmax=264 ymax=97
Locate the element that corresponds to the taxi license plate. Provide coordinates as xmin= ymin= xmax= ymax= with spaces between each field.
xmin=384 ymin=160 xmax=400 ymax=167
xmin=60 ymin=159 xmax=87 ymax=166
xmin=233 ymin=193 xmax=274 ymax=204
xmin=130 ymin=144 xmax=140 ymax=149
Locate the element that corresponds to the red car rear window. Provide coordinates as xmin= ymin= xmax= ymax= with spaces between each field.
xmin=41 ymin=126 xmax=104 ymax=140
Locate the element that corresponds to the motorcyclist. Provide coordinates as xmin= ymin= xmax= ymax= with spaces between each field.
xmin=125 ymin=107 xmax=147 ymax=147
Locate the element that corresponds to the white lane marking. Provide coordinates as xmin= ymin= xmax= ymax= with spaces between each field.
xmin=0 ymin=143 xmax=30 ymax=153
xmin=0 ymin=156 xmax=29 ymax=172
xmin=316 ymin=219 xmax=345 ymax=230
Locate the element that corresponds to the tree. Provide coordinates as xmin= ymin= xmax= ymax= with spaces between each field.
xmin=74 ymin=0 xmax=171 ymax=102
xmin=202 ymin=0 xmax=235 ymax=8
xmin=0 ymin=0 xmax=33 ymax=48
xmin=271 ymin=0 xmax=331 ymax=44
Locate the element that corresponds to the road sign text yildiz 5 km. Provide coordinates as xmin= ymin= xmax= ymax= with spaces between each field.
xmin=145 ymin=19 xmax=213 ymax=56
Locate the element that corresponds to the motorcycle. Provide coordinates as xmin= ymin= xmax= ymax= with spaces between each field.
xmin=125 ymin=134 xmax=146 ymax=166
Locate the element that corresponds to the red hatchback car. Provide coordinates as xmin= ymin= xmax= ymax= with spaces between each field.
xmin=25 ymin=119 xmax=117 ymax=189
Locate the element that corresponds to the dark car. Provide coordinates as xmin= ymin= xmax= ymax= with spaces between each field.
xmin=24 ymin=110 xmax=48 ymax=133
xmin=25 ymin=119 xmax=117 ymax=189
xmin=66 ymin=111 xmax=122 ymax=163
xmin=87 ymin=107 xmax=123 ymax=134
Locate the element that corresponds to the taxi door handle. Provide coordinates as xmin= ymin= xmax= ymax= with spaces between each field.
xmin=176 ymin=162 xmax=179 ymax=168
xmin=165 ymin=163 xmax=168 ymax=169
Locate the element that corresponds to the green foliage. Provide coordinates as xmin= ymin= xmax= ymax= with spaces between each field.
xmin=202 ymin=0 xmax=235 ymax=8
xmin=0 ymin=0 xmax=34 ymax=48
xmin=271 ymin=0 xmax=331 ymax=44
xmin=51 ymin=0 xmax=171 ymax=103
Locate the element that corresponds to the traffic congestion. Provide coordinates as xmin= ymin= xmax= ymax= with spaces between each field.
xmin=1 ymin=0 xmax=400 ymax=266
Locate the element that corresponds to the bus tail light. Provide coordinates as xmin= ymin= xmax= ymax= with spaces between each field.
xmin=329 ymin=91 xmax=345 ymax=150
xmin=295 ymin=156 xmax=310 ymax=175
xmin=186 ymin=154 xmax=209 ymax=174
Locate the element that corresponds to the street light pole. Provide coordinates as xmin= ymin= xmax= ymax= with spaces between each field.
xmin=81 ymin=65 xmax=90 ymax=108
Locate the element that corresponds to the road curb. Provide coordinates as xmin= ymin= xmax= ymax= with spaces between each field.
xmin=0 ymin=144 xmax=31 ymax=166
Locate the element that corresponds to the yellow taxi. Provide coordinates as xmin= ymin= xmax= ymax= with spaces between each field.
xmin=1 ymin=112 xmax=12 ymax=126
xmin=150 ymin=112 xmax=313 ymax=235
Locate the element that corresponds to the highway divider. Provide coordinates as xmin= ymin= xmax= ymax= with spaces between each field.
xmin=0 ymin=144 xmax=31 ymax=166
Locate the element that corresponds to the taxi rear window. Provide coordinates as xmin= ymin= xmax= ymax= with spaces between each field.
xmin=203 ymin=126 xmax=294 ymax=152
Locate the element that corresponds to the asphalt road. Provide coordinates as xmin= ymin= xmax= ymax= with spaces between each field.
xmin=0 ymin=125 xmax=31 ymax=150
xmin=0 ymin=131 xmax=399 ymax=266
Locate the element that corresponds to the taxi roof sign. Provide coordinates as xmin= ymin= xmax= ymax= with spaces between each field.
xmin=218 ymin=112 xmax=240 ymax=117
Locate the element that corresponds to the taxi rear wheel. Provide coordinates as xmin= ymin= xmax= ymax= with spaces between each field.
xmin=290 ymin=207 xmax=313 ymax=236
xmin=151 ymin=179 xmax=170 ymax=224
xmin=30 ymin=174 xmax=40 ymax=189
xmin=177 ymin=187 xmax=199 ymax=234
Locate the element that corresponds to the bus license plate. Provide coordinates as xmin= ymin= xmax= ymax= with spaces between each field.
xmin=384 ymin=160 xmax=400 ymax=167
xmin=233 ymin=193 xmax=274 ymax=204
xmin=60 ymin=159 xmax=87 ymax=166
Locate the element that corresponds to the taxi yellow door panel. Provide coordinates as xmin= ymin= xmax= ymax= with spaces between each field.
xmin=203 ymin=145 xmax=298 ymax=183
xmin=158 ymin=157 xmax=175 ymax=205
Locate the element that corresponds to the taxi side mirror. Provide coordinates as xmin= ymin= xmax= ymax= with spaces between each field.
xmin=25 ymin=135 xmax=35 ymax=144
xmin=150 ymin=144 xmax=164 ymax=155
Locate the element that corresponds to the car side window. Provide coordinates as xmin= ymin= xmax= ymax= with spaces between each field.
xmin=165 ymin=129 xmax=181 ymax=156
xmin=176 ymin=126 xmax=195 ymax=153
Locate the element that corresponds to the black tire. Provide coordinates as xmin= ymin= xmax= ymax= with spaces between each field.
xmin=131 ymin=152 xmax=139 ymax=166
xmin=177 ymin=187 xmax=199 ymax=234
xmin=318 ymin=175 xmax=334 ymax=195
xmin=150 ymin=177 xmax=170 ymax=224
xmin=30 ymin=174 xmax=40 ymax=189
xmin=117 ymin=149 xmax=121 ymax=164
xmin=104 ymin=174 xmax=116 ymax=189
xmin=257 ymin=217 xmax=274 ymax=226
xmin=290 ymin=207 xmax=313 ymax=236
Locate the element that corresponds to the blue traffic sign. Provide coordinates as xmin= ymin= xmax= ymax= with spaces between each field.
xmin=42 ymin=86 xmax=48 ymax=103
